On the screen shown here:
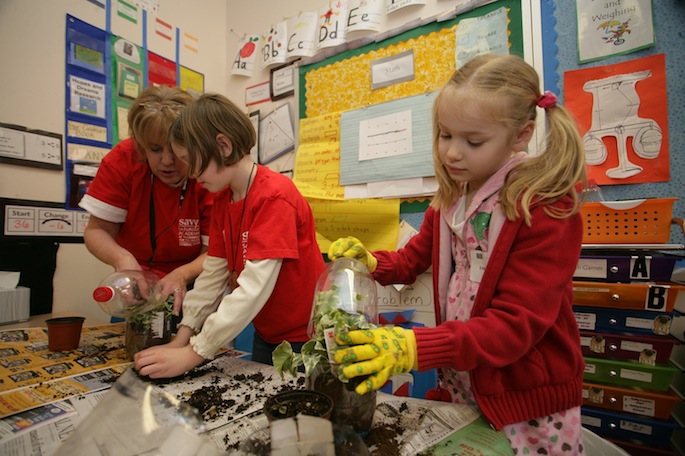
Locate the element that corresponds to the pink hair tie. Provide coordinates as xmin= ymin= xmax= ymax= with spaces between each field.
xmin=537 ymin=90 xmax=557 ymax=109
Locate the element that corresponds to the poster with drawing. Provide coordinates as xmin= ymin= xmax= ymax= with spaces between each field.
xmin=259 ymin=103 xmax=295 ymax=165
xmin=232 ymin=35 xmax=261 ymax=77
xmin=576 ymin=0 xmax=655 ymax=63
xmin=260 ymin=21 xmax=288 ymax=70
xmin=564 ymin=54 xmax=668 ymax=185
xmin=346 ymin=0 xmax=384 ymax=40
xmin=317 ymin=1 xmax=348 ymax=50
xmin=286 ymin=12 xmax=318 ymax=60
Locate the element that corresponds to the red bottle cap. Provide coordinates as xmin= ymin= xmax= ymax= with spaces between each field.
xmin=93 ymin=286 xmax=114 ymax=302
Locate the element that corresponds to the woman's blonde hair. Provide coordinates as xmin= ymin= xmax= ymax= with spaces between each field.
xmin=128 ymin=85 xmax=194 ymax=158
xmin=169 ymin=93 xmax=256 ymax=176
xmin=430 ymin=54 xmax=587 ymax=224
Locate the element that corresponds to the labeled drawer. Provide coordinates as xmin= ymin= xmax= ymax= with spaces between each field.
xmin=573 ymin=281 xmax=685 ymax=312
xmin=576 ymin=253 xmax=678 ymax=283
xmin=583 ymin=382 xmax=683 ymax=420
xmin=574 ymin=306 xmax=679 ymax=336
xmin=583 ymin=357 xmax=680 ymax=391
xmin=581 ymin=406 xmax=681 ymax=448
xmin=580 ymin=331 xmax=680 ymax=364
xmin=607 ymin=437 xmax=680 ymax=456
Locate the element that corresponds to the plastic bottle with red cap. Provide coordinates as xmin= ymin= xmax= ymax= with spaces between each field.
xmin=93 ymin=270 xmax=165 ymax=318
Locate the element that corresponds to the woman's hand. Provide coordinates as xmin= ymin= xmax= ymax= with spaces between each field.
xmin=157 ymin=271 xmax=188 ymax=315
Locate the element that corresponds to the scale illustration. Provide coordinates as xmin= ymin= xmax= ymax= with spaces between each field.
xmin=582 ymin=70 xmax=663 ymax=179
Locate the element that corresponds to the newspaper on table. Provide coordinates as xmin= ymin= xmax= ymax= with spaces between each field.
xmin=0 ymin=323 xmax=246 ymax=419
xmin=212 ymin=391 xmax=513 ymax=455
xmin=0 ymin=354 xmax=513 ymax=455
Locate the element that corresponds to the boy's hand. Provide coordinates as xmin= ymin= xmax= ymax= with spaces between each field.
xmin=134 ymin=344 xmax=204 ymax=378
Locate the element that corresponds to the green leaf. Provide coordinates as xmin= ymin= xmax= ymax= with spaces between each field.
xmin=273 ymin=341 xmax=298 ymax=379
xmin=271 ymin=288 xmax=377 ymax=381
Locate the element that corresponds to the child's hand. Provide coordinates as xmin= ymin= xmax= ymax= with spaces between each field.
xmin=327 ymin=236 xmax=378 ymax=272
xmin=134 ymin=344 xmax=205 ymax=378
xmin=334 ymin=326 xmax=417 ymax=395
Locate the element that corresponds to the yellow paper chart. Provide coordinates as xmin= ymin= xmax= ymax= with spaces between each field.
xmin=293 ymin=111 xmax=345 ymax=200
xmin=311 ymin=198 xmax=400 ymax=254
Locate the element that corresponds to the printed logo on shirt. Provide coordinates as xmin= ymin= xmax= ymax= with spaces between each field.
xmin=241 ymin=230 xmax=249 ymax=266
xmin=178 ymin=218 xmax=201 ymax=246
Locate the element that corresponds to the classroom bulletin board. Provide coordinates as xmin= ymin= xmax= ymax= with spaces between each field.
xmin=299 ymin=0 xmax=524 ymax=119
xmin=294 ymin=0 xmax=525 ymax=250
xmin=63 ymin=13 xmax=205 ymax=212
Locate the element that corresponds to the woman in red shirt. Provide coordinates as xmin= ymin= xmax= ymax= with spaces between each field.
xmin=79 ymin=86 xmax=213 ymax=312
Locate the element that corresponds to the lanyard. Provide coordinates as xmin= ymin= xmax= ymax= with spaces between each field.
xmin=148 ymin=173 xmax=188 ymax=265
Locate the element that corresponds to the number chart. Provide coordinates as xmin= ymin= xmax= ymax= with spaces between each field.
xmin=1 ymin=198 xmax=88 ymax=242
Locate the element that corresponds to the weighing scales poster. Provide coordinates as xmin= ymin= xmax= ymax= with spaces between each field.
xmin=564 ymin=53 xmax=669 ymax=186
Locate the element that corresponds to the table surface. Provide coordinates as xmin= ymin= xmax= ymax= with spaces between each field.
xmin=0 ymin=321 xmax=627 ymax=456
xmin=0 ymin=312 xmax=108 ymax=330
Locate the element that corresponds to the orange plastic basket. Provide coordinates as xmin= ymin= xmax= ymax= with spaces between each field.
xmin=581 ymin=197 xmax=679 ymax=244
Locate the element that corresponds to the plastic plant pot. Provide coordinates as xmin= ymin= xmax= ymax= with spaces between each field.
xmin=46 ymin=317 xmax=85 ymax=351
xmin=263 ymin=389 xmax=334 ymax=422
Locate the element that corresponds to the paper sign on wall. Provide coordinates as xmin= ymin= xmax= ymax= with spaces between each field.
xmin=576 ymin=0 xmax=655 ymax=63
xmin=317 ymin=1 xmax=348 ymax=50
xmin=261 ymin=22 xmax=288 ymax=70
xmin=455 ymin=6 xmax=509 ymax=69
xmin=68 ymin=76 xmax=106 ymax=119
xmin=386 ymin=0 xmax=426 ymax=15
xmin=232 ymin=35 xmax=261 ymax=77
xmin=286 ymin=12 xmax=318 ymax=60
xmin=259 ymin=103 xmax=295 ymax=164
xmin=346 ymin=0 xmax=384 ymax=40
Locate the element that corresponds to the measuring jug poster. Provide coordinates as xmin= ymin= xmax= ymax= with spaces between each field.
xmin=564 ymin=54 xmax=668 ymax=186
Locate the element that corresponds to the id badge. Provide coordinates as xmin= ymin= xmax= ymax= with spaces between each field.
xmin=470 ymin=250 xmax=488 ymax=283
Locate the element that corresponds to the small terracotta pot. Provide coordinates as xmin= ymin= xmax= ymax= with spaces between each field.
xmin=46 ymin=317 xmax=85 ymax=351
xmin=263 ymin=389 xmax=334 ymax=422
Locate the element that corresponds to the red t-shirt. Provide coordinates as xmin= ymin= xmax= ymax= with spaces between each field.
xmin=79 ymin=138 xmax=214 ymax=274
xmin=208 ymin=165 xmax=325 ymax=343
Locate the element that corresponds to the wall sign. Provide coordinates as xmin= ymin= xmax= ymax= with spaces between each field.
xmin=371 ymin=50 xmax=415 ymax=90
xmin=270 ymin=63 xmax=296 ymax=101
xmin=0 ymin=123 xmax=63 ymax=170
xmin=1 ymin=198 xmax=88 ymax=243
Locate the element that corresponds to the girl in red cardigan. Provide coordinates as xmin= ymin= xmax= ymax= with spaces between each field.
xmin=330 ymin=53 xmax=587 ymax=455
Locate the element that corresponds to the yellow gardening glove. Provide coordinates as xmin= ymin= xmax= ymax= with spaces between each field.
xmin=327 ymin=236 xmax=378 ymax=272
xmin=334 ymin=326 xmax=417 ymax=395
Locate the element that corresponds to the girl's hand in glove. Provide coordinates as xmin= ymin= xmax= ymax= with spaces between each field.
xmin=327 ymin=236 xmax=378 ymax=272
xmin=334 ymin=326 xmax=417 ymax=395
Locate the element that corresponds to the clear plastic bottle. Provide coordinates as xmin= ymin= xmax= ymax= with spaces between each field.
xmin=52 ymin=368 xmax=220 ymax=456
xmin=305 ymin=258 xmax=378 ymax=435
xmin=582 ymin=178 xmax=605 ymax=202
xmin=92 ymin=270 xmax=165 ymax=318
xmin=307 ymin=257 xmax=378 ymax=339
